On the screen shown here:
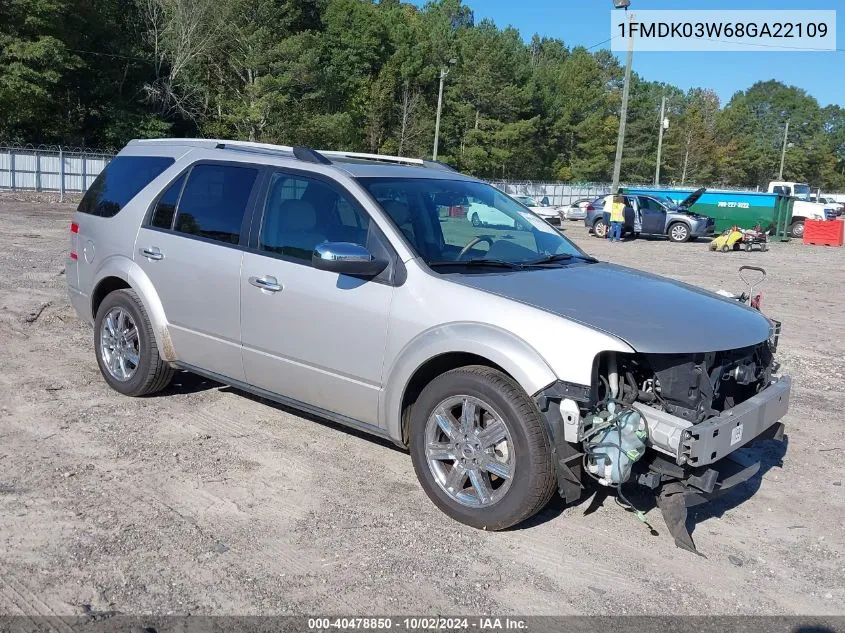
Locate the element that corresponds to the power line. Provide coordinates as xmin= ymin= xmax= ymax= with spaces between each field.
xmin=702 ymin=38 xmax=845 ymax=53
xmin=585 ymin=35 xmax=622 ymax=51
xmin=582 ymin=34 xmax=844 ymax=53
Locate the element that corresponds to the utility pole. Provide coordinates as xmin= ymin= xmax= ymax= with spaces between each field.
xmin=432 ymin=59 xmax=457 ymax=161
xmin=654 ymin=95 xmax=666 ymax=185
xmin=611 ymin=12 xmax=635 ymax=193
xmin=778 ymin=119 xmax=790 ymax=180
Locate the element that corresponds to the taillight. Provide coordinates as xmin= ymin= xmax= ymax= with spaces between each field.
xmin=586 ymin=204 xmax=594 ymax=211
xmin=70 ymin=222 xmax=79 ymax=260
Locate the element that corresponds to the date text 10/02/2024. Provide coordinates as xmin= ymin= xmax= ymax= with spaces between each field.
xmin=307 ymin=617 xmax=528 ymax=631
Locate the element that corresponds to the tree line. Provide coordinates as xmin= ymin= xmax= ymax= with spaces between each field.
xmin=2 ymin=0 xmax=844 ymax=190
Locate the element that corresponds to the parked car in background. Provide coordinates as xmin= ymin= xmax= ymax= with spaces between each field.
xmin=513 ymin=195 xmax=561 ymax=225
xmin=584 ymin=191 xmax=714 ymax=242
xmin=468 ymin=200 xmax=518 ymax=228
xmin=812 ymin=197 xmax=845 ymax=216
xmin=560 ymin=198 xmax=592 ymax=221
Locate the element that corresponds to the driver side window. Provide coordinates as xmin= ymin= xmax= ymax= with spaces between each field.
xmin=259 ymin=173 xmax=370 ymax=264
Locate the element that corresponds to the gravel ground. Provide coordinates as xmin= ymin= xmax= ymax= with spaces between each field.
xmin=0 ymin=200 xmax=843 ymax=617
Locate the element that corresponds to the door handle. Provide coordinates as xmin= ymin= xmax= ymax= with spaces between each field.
xmin=140 ymin=247 xmax=163 ymax=261
xmin=249 ymin=276 xmax=282 ymax=292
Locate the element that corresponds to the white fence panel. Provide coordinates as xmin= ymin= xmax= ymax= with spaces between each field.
xmin=0 ymin=144 xmax=114 ymax=198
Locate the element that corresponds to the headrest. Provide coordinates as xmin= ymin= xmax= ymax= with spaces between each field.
xmin=278 ymin=199 xmax=317 ymax=232
xmin=381 ymin=200 xmax=412 ymax=225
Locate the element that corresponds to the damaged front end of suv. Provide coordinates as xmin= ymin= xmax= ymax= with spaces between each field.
xmin=537 ymin=321 xmax=789 ymax=553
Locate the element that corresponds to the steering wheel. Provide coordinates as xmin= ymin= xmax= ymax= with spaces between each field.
xmin=458 ymin=236 xmax=494 ymax=260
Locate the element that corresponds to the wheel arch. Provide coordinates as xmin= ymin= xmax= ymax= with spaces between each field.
xmin=90 ymin=256 xmax=177 ymax=362
xmin=667 ymin=217 xmax=693 ymax=230
xmin=381 ymin=323 xmax=557 ymax=446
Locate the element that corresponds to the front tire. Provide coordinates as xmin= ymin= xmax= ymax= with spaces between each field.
xmin=789 ymin=220 xmax=804 ymax=239
xmin=668 ymin=222 xmax=691 ymax=243
xmin=409 ymin=366 xmax=556 ymax=531
xmin=593 ymin=218 xmax=608 ymax=238
xmin=94 ymin=289 xmax=174 ymax=396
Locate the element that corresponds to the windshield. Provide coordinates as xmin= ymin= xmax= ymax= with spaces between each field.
xmin=358 ymin=178 xmax=586 ymax=268
xmin=793 ymin=184 xmax=811 ymax=201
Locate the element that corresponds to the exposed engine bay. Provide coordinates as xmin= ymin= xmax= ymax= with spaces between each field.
xmin=532 ymin=268 xmax=790 ymax=554
xmin=597 ymin=341 xmax=777 ymax=425
xmin=537 ymin=328 xmax=788 ymax=554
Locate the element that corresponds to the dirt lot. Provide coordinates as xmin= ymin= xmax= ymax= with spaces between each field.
xmin=0 ymin=198 xmax=843 ymax=617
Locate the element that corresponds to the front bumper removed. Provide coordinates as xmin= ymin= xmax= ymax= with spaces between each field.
xmin=634 ymin=375 xmax=791 ymax=467
xmin=633 ymin=377 xmax=790 ymax=554
xmin=638 ymin=422 xmax=785 ymax=554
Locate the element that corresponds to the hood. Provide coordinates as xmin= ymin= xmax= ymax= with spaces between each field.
xmin=450 ymin=262 xmax=771 ymax=354
xmin=678 ymin=187 xmax=706 ymax=208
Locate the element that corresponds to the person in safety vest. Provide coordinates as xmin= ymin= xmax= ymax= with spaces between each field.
xmin=608 ymin=195 xmax=625 ymax=242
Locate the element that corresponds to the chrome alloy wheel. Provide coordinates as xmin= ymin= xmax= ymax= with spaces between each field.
xmin=670 ymin=223 xmax=689 ymax=241
xmin=100 ymin=307 xmax=140 ymax=382
xmin=424 ymin=395 xmax=515 ymax=508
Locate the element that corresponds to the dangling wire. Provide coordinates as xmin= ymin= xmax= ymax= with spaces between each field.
xmin=581 ymin=391 xmax=652 ymax=527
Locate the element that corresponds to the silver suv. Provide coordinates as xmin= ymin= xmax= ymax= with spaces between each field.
xmin=68 ymin=139 xmax=790 ymax=549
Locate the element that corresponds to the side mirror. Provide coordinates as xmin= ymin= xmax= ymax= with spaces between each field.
xmin=312 ymin=242 xmax=388 ymax=277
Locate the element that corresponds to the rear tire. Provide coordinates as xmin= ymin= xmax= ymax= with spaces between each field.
xmin=789 ymin=220 xmax=804 ymax=239
xmin=409 ymin=366 xmax=556 ymax=531
xmin=94 ymin=289 xmax=174 ymax=397
xmin=593 ymin=219 xmax=608 ymax=238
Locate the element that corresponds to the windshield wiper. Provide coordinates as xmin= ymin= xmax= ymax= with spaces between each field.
xmin=525 ymin=253 xmax=598 ymax=266
xmin=428 ymin=258 xmax=526 ymax=270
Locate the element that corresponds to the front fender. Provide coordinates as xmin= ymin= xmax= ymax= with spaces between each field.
xmin=93 ymin=255 xmax=177 ymax=362
xmin=380 ymin=322 xmax=557 ymax=443
xmin=666 ymin=216 xmax=692 ymax=231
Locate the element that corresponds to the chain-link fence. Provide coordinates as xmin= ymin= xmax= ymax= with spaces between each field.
xmin=4 ymin=144 xmax=842 ymax=205
xmin=488 ymin=181 xmax=613 ymax=208
xmin=0 ymin=143 xmax=115 ymax=201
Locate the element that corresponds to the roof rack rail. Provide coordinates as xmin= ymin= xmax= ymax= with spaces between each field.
xmin=129 ymin=139 xmax=455 ymax=170
xmin=214 ymin=141 xmax=295 ymax=156
xmin=215 ymin=142 xmax=331 ymax=165
xmin=318 ymin=150 xmax=424 ymax=165
xmin=292 ymin=146 xmax=332 ymax=165
xmin=319 ymin=150 xmax=456 ymax=171
xmin=130 ymin=138 xmax=298 ymax=153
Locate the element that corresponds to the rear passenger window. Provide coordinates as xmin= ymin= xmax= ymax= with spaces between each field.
xmin=150 ymin=174 xmax=186 ymax=229
xmin=174 ymin=164 xmax=258 ymax=245
xmin=78 ymin=156 xmax=174 ymax=217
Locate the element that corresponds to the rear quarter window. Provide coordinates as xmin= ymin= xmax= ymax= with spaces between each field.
xmin=77 ymin=156 xmax=175 ymax=217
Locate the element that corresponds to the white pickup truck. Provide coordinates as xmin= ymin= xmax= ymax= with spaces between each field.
xmin=767 ymin=181 xmax=835 ymax=238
